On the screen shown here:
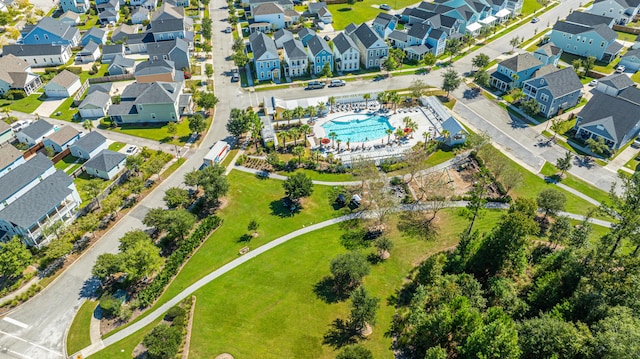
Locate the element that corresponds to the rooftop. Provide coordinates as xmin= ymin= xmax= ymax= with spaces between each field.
xmin=45 ymin=125 xmax=79 ymax=146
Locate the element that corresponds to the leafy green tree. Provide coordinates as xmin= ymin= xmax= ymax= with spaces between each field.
xmin=521 ymin=98 xmax=541 ymax=116
xmin=282 ymin=172 xmax=313 ymax=203
xmin=348 ymin=286 xmax=379 ymax=332
xmin=196 ymin=92 xmax=219 ymax=114
xmin=586 ymin=137 xmax=611 ymax=157
xmin=556 ymin=151 xmax=573 ymax=177
xmin=592 ymin=306 xmax=640 ymax=359
xmin=0 ymin=237 xmax=32 ymax=279
xmin=83 ymin=119 xmax=94 ymax=132
xmin=549 ymin=216 xmax=572 ymax=248
xmin=424 ymin=346 xmax=447 ymax=359
xmin=166 ymin=122 xmax=177 ymax=142
xmin=518 ymin=314 xmax=592 ymax=359
xmin=320 ymin=62 xmax=332 ymax=77
xmin=409 ymin=79 xmax=427 ymax=100
xmin=188 ymin=113 xmax=207 ymax=135
xmin=537 ymin=188 xmax=566 ymax=219
xmin=442 ymin=69 xmax=461 ymax=98
xmin=330 ymin=251 xmax=370 ymax=292
xmin=445 ymin=37 xmax=463 ymax=62
xmin=336 ymin=345 xmax=373 ymax=359
xmin=292 ymin=145 xmax=305 ymax=164
xmin=374 ymin=237 xmax=393 ymax=259
xmin=118 ymin=230 xmax=151 ymax=252
xmin=471 ymin=53 xmax=490 ymax=71
xmin=205 ymin=63 xmax=214 ymax=79
xmin=462 ymin=307 xmax=521 ymax=359
xmin=92 ymin=253 xmax=122 ymax=280
xmin=600 ymin=172 xmax=640 ymax=256
xmin=163 ymin=187 xmax=190 ymax=208
xmin=143 ymin=324 xmax=182 ymax=359
xmin=119 ymin=235 xmax=163 ymax=282
xmin=199 ymin=164 xmax=229 ymax=204
xmin=247 ymin=218 xmax=259 ymax=235
xmin=125 ymin=154 xmax=144 ymax=176
xmin=383 ymin=56 xmax=399 ymax=71
xmin=509 ymin=36 xmax=521 ymax=52
xmin=232 ymin=37 xmax=244 ymax=52
xmin=474 ymin=70 xmax=490 ymax=87
xmin=582 ymin=56 xmax=596 ymax=77
xmin=231 ymin=50 xmax=248 ymax=67
xmin=421 ymin=52 xmax=436 ymax=68
xmin=82 ymin=178 xmax=104 ymax=209
xmin=201 ymin=16 xmax=212 ymax=39
xmin=460 ymin=169 xmax=490 ymax=235
xmin=226 ymin=108 xmax=250 ymax=137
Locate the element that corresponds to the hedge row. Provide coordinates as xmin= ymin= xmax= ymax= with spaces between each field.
xmin=137 ymin=216 xmax=222 ymax=307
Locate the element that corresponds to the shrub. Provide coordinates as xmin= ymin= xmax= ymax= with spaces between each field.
xmin=165 ymin=305 xmax=186 ymax=321
xmin=99 ymin=294 xmax=121 ymax=318
xmin=4 ymin=90 xmax=26 ymax=100
xmin=236 ymin=154 xmax=247 ymax=165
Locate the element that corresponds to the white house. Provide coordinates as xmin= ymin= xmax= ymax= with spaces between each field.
xmin=84 ymin=149 xmax=126 ymax=179
xmin=282 ymin=39 xmax=308 ymax=77
xmin=44 ymin=70 xmax=81 ymax=98
xmin=70 ymin=131 xmax=108 ymax=159
xmin=349 ymin=23 xmax=389 ymax=69
xmin=0 ymin=144 xmax=25 ymax=179
xmin=78 ymin=41 xmax=101 ymax=63
xmin=79 ymin=91 xmax=112 ymax=119
xmin=2 ymin=44 xmax=73 ymax=68
xmin=16 ymin=120 xmax=55 ymax=146
xmin=43 ymin=125 xmax=81 ymax=153
xmin=333 ymin=32 xmax=360 ymax=72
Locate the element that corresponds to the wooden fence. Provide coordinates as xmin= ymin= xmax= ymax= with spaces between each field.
xmin=88 ymin=73 xmax=134 ymax=84
xmin=613 ymin=24 xmax=640 ymax=35
xmin=51 ymin=148 xmax=71 ymax=164
xmin=22 ymin=142 xmax=43 ymax=159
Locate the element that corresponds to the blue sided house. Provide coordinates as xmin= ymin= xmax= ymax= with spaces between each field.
xmin=249 ymin=31 xmax=281 ymax=81
xmin=490 ymin=52 xmax=542 ymax=91
xmin=522 ymin=67 xmax=583 ymax=118
xmin=20 ymin=17 xmax=80 ymax=46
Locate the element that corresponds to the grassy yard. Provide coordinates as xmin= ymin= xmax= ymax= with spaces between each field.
xmin=615 ymin=30 xmax=637 ymax=42
xmin=54 ymin=154 xmax=85 ymax=174
xmin=0 ymin=93 xmax=45 ymax=114
xmin=50 ymin=96 xmax=78 ymax=122
xmin=425 ymin=148 xmax=456 ymax=167
xmin=74 ymin=172 xmax=110 ymax=205
xmin=328 ymin=0 xmax=421 ymax=30
xmin=624 ymin=152 xmax=640 ymax=171
xmin=276 ymin=168 xmax=356 ymax=182
xmin=109 ymin=119 xmax=195 ymax=145
xmin=108 ymin=142 xmax=126 ymax=152
xmin=522 ymin=0 xmax=543 ymax=15
xmin=66 ymin=300 xmax=96 ymax=355
xmin=540 ymin=162 xmax=611 ymax=204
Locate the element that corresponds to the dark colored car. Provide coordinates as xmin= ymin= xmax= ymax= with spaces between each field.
xmin=307 ymin=81 xmax=325 ymax=90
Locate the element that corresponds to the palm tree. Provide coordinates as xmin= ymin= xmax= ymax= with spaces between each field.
xmin=346 ymin=138 xmax=350 ymax=151
xmin=329 ymin=131 xmax=338 ymax=148
xmin=83 ymin=119 xmax=94 ymax=132
xmin=408 ymin=119 xmax=418 ymax=138
xmin=294 ymin=106 xmax=305 ymax=125
xmin=377 ymin=91 xmax=388 ymax=109
xmin=251 ymin=116 xmax=263 ymax=151
xmin=395 ymin=127 xmax=405 ymax=144
xmin=317 ymin=102 xmax=326 ymax=117
xmin=390 ymin=92 xmax=401 ymax=113
xmin=402 ymin=116 xmax=412 ymax=129
xmin=327 ymin=96 xmax=336 ymax=113
xmin=282 ymin=109 xmax=294 ymax=127
xmin=307 ymin=106 xmax=317 ymax=121
xmin=292 ymin=145 xmax=305 ymax=164
xmin=289 ymin=127 xmax=300 ymax=146
xmin=2 ymin=107 xmax=10 ymax=119
xmin=363 ymin=93 xmax=371 ymax=107
xmin=336 ymin=139 xmax=342 ymax=152
xmin=278 ymin=130 xmax=288 ymax=152
xmin=386 ymin=128 xmax=393 ymax=145
xmin=312 ymin=149 xmax=321 ymax=164
xmin=300 ymin=124 xmax=311 ymax=146
xmin=422 ymin=131 xmax=430 ymax=149
xmin=441 ymin=129 xmax=450 ymax=143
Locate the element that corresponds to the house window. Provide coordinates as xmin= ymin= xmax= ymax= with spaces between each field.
xmin=151 ymin=113 xmax=156 ymax=119
xmin=34 ymin=58 xmax=37 ymax=64
xmin=540 ymin=104 xmax=546 ymax=113
xmin=163 ymin=55 xmax=168 ymax=60
xmin=138 ymin=104 xmax=143 ymax=111
xmin=540 ymin=93 xmax=549 ymax=102
xmin=601 ymin=41 xmax=605 ymax=47
xmin=153 ymin=56 xmax=158 ymax=60
xmin=44 ymin=34 xmax=49 ymax=40
xmin=589 ymin=39 xmax=593 ymax=44
xmin=34 ymin=35 xmax=39 ymax=40
xmin=568 ymin=35 xmax=572 ymax=40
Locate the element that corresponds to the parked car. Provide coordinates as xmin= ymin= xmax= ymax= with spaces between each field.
xmin=323 ymin=35 xmax=331 ymax=41
xmin=380 ymin=3 xmax=391 ymax=10
xmin=616 ymin=65 xmax=626 ymax=73
xmin=126 ymin=145 xmax=138 ymax=154
xmin=225 ymin=26 xmax=232 ymax=33
xmin=307 ymin=81 xmax=326 ymax=90
xmin=589 ymin=79 xmax=598 ymax=86
xmin=531 ymin=17 xmax=540 ymax=23
xmin=232 ymin=73 xmax=239 ymax=82
xmin=329 ymin=79 xmax=346 ymax=87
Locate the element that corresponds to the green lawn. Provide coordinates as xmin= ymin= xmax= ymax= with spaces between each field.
xmin=0 ymin=93 xmax=45 ymax=114
xmin=632 ymin=71 xmax=640 ymax=83
xmin=624 ymin=152 xmax=640 ymax=171
xmin=540 ymin=162 xmax=611 ymax=204
xmin=276 ymin=168 xmax=356 ymax=182
xmin=615 ymin=30 xmax=637 ymax=42
xmin=328 ymin=0 xmax=421 ymax=30
xmin=425 ymin=148 xmax=456 ymax=167
xmin=54 ymin=154 xmax=85 ymax=174
xmin=90 ymin=318 xmax=162 ymax=359
xmin=66 ymin=300 xmax=96 ymax=355
xmin=50 ymin=96 xmax=78 ymax=122
xmin=160 ymin=157 xmax=185 ymax=178
xmin=522 ymin=0 xmax=543 ymax=15
xmin=108 ymin=142 xmax=126 ymax=152
xmin=109 ymin=119 xmax=195 ymax=145
xmin=74 ymin=173 xmax=110 ymax=205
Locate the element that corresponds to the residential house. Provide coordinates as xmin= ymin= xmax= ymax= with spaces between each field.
xmin=349 ymin=23 xmax=388 ymax=69
xmin=79 ymin=91 xmax=112 ymax=119
xmin=150 ymin=4 xmax=194 ymax=45
xmin=565 ymin=11 xmax=615 ymax=28
xmin=44 ymin=70 xmax=81 ymax=98
xmin=112 ymin=28 xmax=154 ymax=54
xmin=0 ymin=122 xmax=14 ymax=146
xmin=550 ymin=21 xmax=622 ymax=62
xmin=2 ymin=44 xmax=72 ymax=67
xmin=0 ymin=55 xmax=42 ymax=96
xmin=0 ymin=157 xmax=81 ymax=247
xmin=426 ymin=28 xmax=447 ymax=56
xmin=282 ymin=39 xmax=308 ymax=77
xmin=134 ymin=59 xmax=184 ymax=82
xmin=96 ymin=0 xmax=120 ymax=25
xmin=59 ymin=11 xmax=80 ymax=26
xmin=108 ymin=55 xmax=136 ymax=75
xmin=574 ymin=88 xmax=640 ymax=149
xmin=298 ymin=27 xmax=316 ymax=46
xmin=333 ymin=32 xmax=360 ymax=72
xmin=102 ymin=44 xmax=125 ymax=64
xmin=388 ymin=30 xmax=408 ymax=49
xmin=274 ymin=28 xmax=294 ymax=48
xmin=164 ymin=0 xmax=189 ymax=7
xmin=132 ymin=7 xmax=150 ymax=24
xmin=506 ymin=0 xmax=523 ymax=15
xmin=307 ymin=34 xmax=333 ymax=75
xmin=78 ymin=41 xmax=101 ymax=63
xmin=619 ymin=48 xmax=640 ymax=71
xmin=249 ymin=31 xmax=280 ymax=81
xmin=130 ymin=0 xmax=157 ymax=9
xmin=595 ymin=72 xmax=635 ymax=95
xmin=420 ymin=96 xmax=468 ymax=146
xmin=316 ymin=7 xmax=332 ymax=24
xmin=0 ymin=144 xmax=24 ymax=178
xmin=589 ymin=0 xmax=640 ymax=24
xmin=486 ymin=0 xmax=511 ymax=22
xmin=307 ymin=2 xmax=332 ymax=24
xmin=246 ymin=0 xmax=293 ymax=17
xmin=16 ymin=120 xmax=55 ymax=146
xmin=84 ymin=149 xmax=126 ymax=180
xmin=253 ymin=3 xmax=287 ymax=30
xmin=21 ymin=17 xmax=80 ymax=46
xmin=108 ymin=81 xmax=188 ymax=124
xmin=59 ymin=0 xmax=88 ymax=14
xmin=0 ymin=154 xmax=55 ymax=212
xmin=490 ymin=52 xmax=542 ymax=91
xmin=43 ymin=125 xmax=81 ymax=153
xmin=147 ymin=38 xmax=191 ymax=71
xmin=111 ymin=24 xmax=140 ymax=42
xmin=70 ymin=131 xmax=108 ymax=159
xmin=81 ymin=27 xmax=107 ymax=46
xmin=521 ymin=67 xmax=583 ymax=118
xmin=533 ymin=42 xmax=562 ymax=66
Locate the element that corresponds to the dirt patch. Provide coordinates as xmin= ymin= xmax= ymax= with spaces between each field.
xmin=215 ymin=354 xmax=235 ymax=359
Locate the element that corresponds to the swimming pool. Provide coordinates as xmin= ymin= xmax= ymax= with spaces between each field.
xmin=321 ymin=114 xmax=393 ymax=143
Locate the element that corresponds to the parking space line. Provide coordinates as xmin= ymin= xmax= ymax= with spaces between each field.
xmin=1 ymin=318 xmax=28 ymax=329
xmin=0 ymin=330 xmax=63 ymax=357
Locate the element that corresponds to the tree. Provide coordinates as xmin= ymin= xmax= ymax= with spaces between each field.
xmin=410 ymin=79 xmax=428 ymax=100
xmin=166 ymin=122 xmax=177 ymax=142
xmin=518 ymin=314 xmax=592 ymax=359
xmin=120 ymin=235 xmax=163 ymax=282
xmin=363 ymin=93 xmax=371 ymax=107
xmin=317 ymin=102 xmax=326 ymax=117
xmin=143 ymin=324 xmax=182 ymax=359
xmin=201 ymin=17 xmax=212 ymax=39
xmin=42 ymin=220 xmax=65 ymax=241
xmin=600 ymin=172 xmax=640 ymax=256
xmin=0 ymin=237 xmax=32 ymax=279
xmin=582 ymin=56 xmax=596 ymax=77
xmin=230 ymin=50 xmax=248 ymax=67
xmin=336 ymin=345 xmax=374 ymax=359
xmin=424 ymin=347 xmax=448 ymax=359
xmin=521 ymin=98 xmax=541 ymax=116
xmin=348 ymin=286 xmax=379 ymax=332
xmin=294 ymin=106 xmax=305 ymax=125
xmin=249 ymin=114 xmax=263 ymax=151
xmin=145 ymin=208 xmax=195 ymax=242
xmin=442 ymin=69 xmax=461 ymax=98
xmin=188 ymin=113 xmax=207 ymax=135
xmin=327 ymin=96 xmax=336 ymax=112
xmin=445 ymin=37 xmax=463 ymax=63
xmin=232 ymin=37 xmax=245 ymax=52
xmin=556 ymin=151 xmax=573 ymax=177
xmin=592 ymin=306 xmax=640 ymax=359
xmin=509 ymin=36 xmax=521 ymax=52
xmin=383 ymin=55 xmax=399 ymax=71
xmin=82 ymin=119 xmax=94 ymax=132
xmin=247 ymin=218 xmax=259 ymax=236
xmin=586 ymin=137 xmax=611 ymax=157
xmin=281 ymin=109 xmax=294 ymax=127
xmin=292 ymin=145 xmax=305 ymax=164
xmin=471 ymin=53 xmax=490 ymax=71
xmin=306 ymin=105 xmax=317 ymax=120
xmin=76 ymin=213 xmax=100 ymax=236
xmin=330 ymin=251 xmax=370 ymax=292
xmin=92 ymin=253 xmax=122 ymax=280
xmin=537 ymin=188 xmax=566 ymax=219
xmin=328 ymin=131 xmax=338 ymax=148
xmin=461 ymin=170 xmax=490 ymax=235
xmin=142 ymin=157 xmax=164 ymax=180
xmin=118 ymin=230 xmax=151 ymax=252
xmin=198 ymin=164 xmax=229 ymax=204
xmin=163 ymin=187 xmax=190 ymax=208
xmin=205 ymin=63 xmax=214 ymax=79
xmin=548 ymin=215 xmax=572 ymax=248
xmin=474 ymin=70 xmax=490 ymax=87
xmin=320 ymin=62 xmax=332 ymax=78
xmin=347 ymin=0 xmax=355 ymax=9
xmin=462 ymin=307 xmax=521 ymax=359
xmin=226 ymin=108 xmax=249 ymax=137
xmin=197 ymin=92 xmax=219 ymax=114
xmin=572 ymin=59 xmax=583 ymax=72
xmin=420 ymin=52 xmax=436 ymax=69
xmin=82 ymin=178 xmax=104 ymax=209
xmin=374 ymin=237 xmax=393 ymax=259
xmin=283 ymin=172 xmax=313 ymax=203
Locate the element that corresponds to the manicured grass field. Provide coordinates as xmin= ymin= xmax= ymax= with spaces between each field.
xmin=54 ymin=154 xmax=85 ymax=174
xmin=110 ymin=119 xmax=196 ymax=145
xmin=615 ymin=30 xmax=637 ymax=42
xmin=540 ymin=162 xmax=611 ymax=204
xmin=425 ymin=148 xmax=456 ymax=167
xmin=0 ymin=94 xmax=45 ymax=114
xmin=108 ymin=142 xmax=126 ymax=152
xmin=66 ymin=300 xmax=96 ymax=355
xmin=74 ymin=173 xmax=110 ymax=205
xmin=90 ymin=318 xmax=162 ymax=359
xmin=277 ymin=168 xmax=357 ymax=182
xmin=50 ymin=96 xmax=78 ymax=121
xmin=328 ymin=0 xmax=421 ymax=30
xmin=522 ymin=0 xmax=543 ymax=15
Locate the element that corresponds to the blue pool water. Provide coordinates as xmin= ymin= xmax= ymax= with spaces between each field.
xmin=321 ymin=114 xmax=393 ymax=143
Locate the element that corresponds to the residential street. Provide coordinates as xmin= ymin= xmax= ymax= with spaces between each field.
xmin=0 ymin=0 xmax=615 ymax=358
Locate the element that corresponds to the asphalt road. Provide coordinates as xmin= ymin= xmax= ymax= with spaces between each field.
xmin=0 ymin=1 xmax=585 ymax=358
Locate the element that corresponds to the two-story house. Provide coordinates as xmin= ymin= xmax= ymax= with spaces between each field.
xmin=372 ymin=12 xmax=397 ymax=39
xmin=349 ymin=23 xmax=388 ymax=69
xmin=81 ymin=27 xmax=107 ymax=46
xmin=130 ymin=0 xmax=157 ymax=9
xmin=522 ymin=67 xmax=583 ymax=118
xmin=589 ymin=0 xmax=640 ymax=24
xmin=249 ymin=31 xmax=281 ymax=81
xmin=0 ymin=55 xmax=42 ymax=96
xmin=108 ymin=81 xmax=188 ymax=124
xmin=307 ymin=34 xmax=333 ymax=75
xmin=298 ymin=27 xmax=316 ymax=46
xmin=550 ymin=21 xmax=622 ymax=62
xmin=307 ymin=2 xmax=332 ymax=24
xmin=20 ymin=17 xmax=80 ymax=46
xmin=59 ymin=0 xmax=87 ymax=14
xmin=3 ymin=44 xmax=72 ymax=67
xmin=533 ymin=42 xmax=562 ymax=66
xmin=333 ymin=32 xmax=360 ymax=73
xmin=135 ymin=59 xmax=184 ymax=82
xmin=147 ymin=38 xmax=191 ymax=71
xmin=274 ymin=28 xmax=294 ymax=48
xmin=565 ymin=11 xmax=615 ymax=28
xmin=253 ymin=3 xmax=286 ymax=30
xmin=282 ymin=39 xmax=307 ymax=77
xmin=97 ymin=0 xmax=120 ymax=24
xmin=246 ymin=0 xmax=294 ymax=17
xmin=0 ymin=144 xmax=25 ymax=178
xmin=490 ymin=52 xmax=542 ymax=91
xmin=150 ymin=3 xmax=194 ymax=45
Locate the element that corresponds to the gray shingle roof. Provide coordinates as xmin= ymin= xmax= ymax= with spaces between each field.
xmin=0 ymin=55 xmax=31 ymax=88
xmin=344 ymin=23 xmax=357 ymax=35
xmin=73 ymin=131 xmax=107 ymax=153
xmin=308 ymin=1 xmax=327 ymax=13
xmin=249 ymin=31 xmax=278 ymax=60
xmin=102 ymin=44 xmax=124 ymax=55
xmin=534 ymin=67 xmax=583 ymax=97
xmin=373 ymin=12 xmax=395 ymax=27
xmin=0 ymin=144 xmax=22 ymax=171
xmin=84 ymin=149 xmax=125 ymax=172
xmin=535 ymin=42 xmax=561 ymax=57
xmin=45 ymin=125 xmax=79 ymax=146
xmin=109 ymin=54 xmax=135 ymax=69
xmin=428 ymin=28 xmax=445 ymax=40
xmin=253 ymin=2 xmax=283 ymax=15
xmin=87 ymin=83 xmax=113 ymax=95
xmin=20 ymin=120 xmax=54 ymax=141
xmin=80 ymin=41 xmax=100 ymax=55
xmin=499 ymin=52 xmax=542 ymax=72
xmin=82 ymin=27 xmax=106 ymax=42
xmin=352 ymin=23 xmax=382 ymax=49
xmin=30 ymin=17 xmax=78 ymax=42
xmin=623 ymin=47 xmax=640 ymax=60
xmin=135 ymin=58 xmax=176 ymax=75
xmin=0 ymin=170 xmax=73 ymax=229
xmin=578 ymin=91 xmax=640 ymax=145
xmin=79 ymin=91 xmax=111 ymax=109
xmin=617 ymin=86 xmax=640 ymax=105
xmin=3 ymin=44 xmax=68 ymax=56
xmin=307 ymin=34 xmax=331 ymax=56
xmin=298 ymin=27 xmax=316 ymax=41
xmin=151 ymin=3 xmax=184 ymax=21
xmin=48 ymin=70 xmax=80 ymax=88
xmin=132 ymin=7 xmax=149 ymax=16
xmin=605 ymin=40 xmax=624 ymax=54
xmin=283 ymin=39 xmax=306 ymax=59
xmin=553 ymin=21 xmax=616 ymax=42
xmin=599 ymin=73 xmax=635 ymax=90
xmin=407 ymin=22 xmax=431 ymax=39
xmin=274 ymin=28 xmax=294 ymax=48
xmin=333 ymin=32 xmax=357 ymax=54
xmin=0 ymin=153 xmax=52 ymax=203
xmin=565 ymin=11 xmax=614 ymax=27
xmin=147 ymin=38 xmax=189 ymax=57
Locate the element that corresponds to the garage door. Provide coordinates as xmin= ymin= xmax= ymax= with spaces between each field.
xmin=80 ymin=108 xmax=104 ymax=119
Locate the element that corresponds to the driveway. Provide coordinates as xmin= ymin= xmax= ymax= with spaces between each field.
xmin=35 ymin=98 xmax=66 ymax=118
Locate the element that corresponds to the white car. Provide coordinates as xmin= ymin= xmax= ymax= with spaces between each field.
xmin=380 ymin=3 xmax=391 ymax=10
xmin=589 ymin=79 xmax=598 ymax=86
xmin=126 ymin=145 xmax=138 ymax=154
xmin=329 ymin=79 xmax=346 ymax=87
xmin=616 ymin=65 xmax=626 ymax=73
